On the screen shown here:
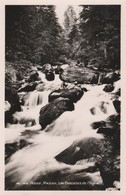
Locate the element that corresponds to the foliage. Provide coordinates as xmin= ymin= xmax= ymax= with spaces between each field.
xmin=64 ymin=6 xmax=77 ymax=33
xmin=5 ymin=5 xmax=64 ymax=65
xmin=78 ymin=5 xmax=120 ymax=69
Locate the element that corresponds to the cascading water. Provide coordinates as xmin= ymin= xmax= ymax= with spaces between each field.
xmin=5 ymin=71 xmax=120 ymax=190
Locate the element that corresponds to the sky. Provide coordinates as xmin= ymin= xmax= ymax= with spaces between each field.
xmin=55 ymin=5 xmax=81 ymax=27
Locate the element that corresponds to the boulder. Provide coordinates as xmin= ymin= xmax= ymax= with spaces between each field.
xmin=97 ymin=114 xmax=120 ymax=137
xmin=28 ymin=70 xmax=39 ymax=82
xmin=45 ymin=72 xmax=55 ymax=81
xmin=60 ymin=66 xmax=99 ymax=84
xmin=42 ymin=63 xmax=53 ymax=73
xmin=103 ymin=83 xmax=114 ymax=93
xmin=54 ymin=66 xmax=63 ymax=74
xmin=39 ymin=97 xmax=74 ymax=129
xmin=102 ymin=72 xmax=120 ymax=84
xmin=91 ymin=121 xmax=105 ymax=129
xmin=55 ymin=137 xmax=103 ymax=165
xmin=49 ymin=87 xmax=84 ymax=103
xmin=17 ymin=82 xmax=37 ymax=92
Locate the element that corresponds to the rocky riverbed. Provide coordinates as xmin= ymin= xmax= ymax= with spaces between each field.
xmin=5 ymin=61 xmax=120 ymax=190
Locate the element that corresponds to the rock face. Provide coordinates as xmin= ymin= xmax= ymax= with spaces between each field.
xmin=39 ymin=97 xmax=74 ymax=129
xmin=49 ymin=87 xmax=84 ymax=103
xmin=5 ymin=86 xmax=21 ymax=125
xmin=60 ymin=66 xmax=99 ymax=84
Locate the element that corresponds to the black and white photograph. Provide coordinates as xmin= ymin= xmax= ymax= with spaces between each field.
xmin=2 ymin=0 xmax=125 ymax=192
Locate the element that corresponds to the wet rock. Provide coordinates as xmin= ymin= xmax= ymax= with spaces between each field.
xmin=54 ymin=66 xmax=63 ymax=74
xmin=49 ymin=87 xmax=84 ymax=103
xmin=97 ymin=114 xmax=120 ymax=136
xmin=45 ymin=72 xmax=55 ymax=81
xmin=103 ymin=83 xmax=114 ymax=92
xmin=28 ymin=70 xmax=39 ymax=82
xmin=55 ymin=137 xmax=103 ymax=165
xmin=102 ymin=72 xmax=120 ymax=84
xmin=60 ymin=66 xmax=99 ymax=84
xmin=97 ymin=128 xmax=117 ymax=136
xmin=39 ymin=97 xmax=74 ymax=129
xmin=17 ymin=82 xmax=37 ymax=92
xmin=36 ymin=83 xmax=45 ymax=92
xmin=91 ymin=121 xmax=105 ymax=129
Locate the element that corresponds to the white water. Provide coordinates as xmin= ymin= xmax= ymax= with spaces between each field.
xmin=5 ymin=74 xmax=120 ymax=189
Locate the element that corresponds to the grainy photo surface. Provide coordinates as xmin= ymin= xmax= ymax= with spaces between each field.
xmin=5 ymin=4 xmax=121 ymax=191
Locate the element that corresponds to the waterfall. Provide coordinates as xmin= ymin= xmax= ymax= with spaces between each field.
xmin=25 ymin=90 xmax=50 ymax=107
xmin=13 ymin=90 xmax=50 ymax=126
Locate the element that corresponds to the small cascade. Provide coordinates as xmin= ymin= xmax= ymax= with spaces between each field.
xmin=38 ymin=71 xmax=62 ymax=90
xmin=13 ymin=90 xmax=50 ymax=126
xmin=25 ymin=90 xmax=50 ymax=107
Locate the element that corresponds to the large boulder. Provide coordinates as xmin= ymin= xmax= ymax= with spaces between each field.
xmin=60 ymin=66 xmax=99 ymax=84
xmin=55 ymin=137 xmax=103 ymax=165
xmin=49 ymin=87 xmax=84 ymax=103
xmin=39 ymin=97 xmax=74 ymax=129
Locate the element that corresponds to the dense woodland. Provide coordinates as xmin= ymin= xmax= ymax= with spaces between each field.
xmin=6 ymin=5 xmax=120 ymax=69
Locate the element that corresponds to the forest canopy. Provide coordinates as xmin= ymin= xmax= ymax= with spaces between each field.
xmin=5 ymin=5 xmax=120 ymax=70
